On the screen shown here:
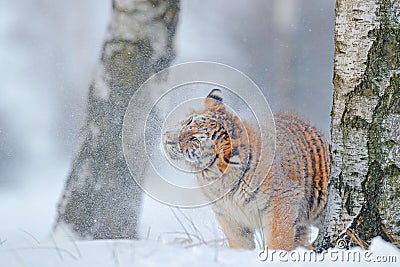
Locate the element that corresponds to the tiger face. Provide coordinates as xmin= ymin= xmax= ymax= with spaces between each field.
xmin=164 ymin=89 xmax=235 ymax=172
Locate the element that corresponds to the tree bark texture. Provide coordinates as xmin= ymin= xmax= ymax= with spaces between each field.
xmin=55 ymin=0 xmax=180 ymax=239
xmin=314 ymin=0 xmax=400 ymax=249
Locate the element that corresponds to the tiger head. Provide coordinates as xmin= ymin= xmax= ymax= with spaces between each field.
xmin=164 ymin=89 xmax=244 ymax=173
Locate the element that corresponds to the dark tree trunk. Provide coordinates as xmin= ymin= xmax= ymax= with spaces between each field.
xmin=54 ymin=0 xmax=180 ymax=239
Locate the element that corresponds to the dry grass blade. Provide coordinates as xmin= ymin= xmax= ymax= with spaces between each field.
xmin=168 ymin=208 xmax=227 ymax=249
xmin=346 ymin=228 xmax=368 ymax=250
xmin=255 ymin=203 xmax=265 ymax=251
xmin=381 ymin=225 xmax=400 ymax=249
xmin=50 ymin=234 xmax=64 ymax=260
xmin=177 ymin=208 xmax=206 ymax=245
xmin=146 ymin=227 xmax=151 ymax=240
xmin=184 ymin=238 xmax=226 ymax=249
xmin=170 ymin=208 xmax=193 ymax=243
xmin=162 ymin=231 xmax=204 ymax=241
xmin=19 ymin=229 xmax=40 ymax=245
xmin=57 ymin=224 xmax=82 ymax=258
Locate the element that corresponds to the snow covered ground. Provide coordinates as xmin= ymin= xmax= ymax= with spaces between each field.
xmin=1 ymin=236 xmax=399 ymax=266
xmin=0 ymin=173 xmax=399 ymax=267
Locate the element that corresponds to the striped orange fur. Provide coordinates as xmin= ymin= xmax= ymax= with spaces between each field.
xmin=164 ymin=89 xmax=330 ymax=250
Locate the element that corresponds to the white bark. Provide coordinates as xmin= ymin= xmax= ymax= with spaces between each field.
xmin=330 ymin=0 xmax=379 ymax=239
xmin=315 ymin=0 xmax=400 ymax=249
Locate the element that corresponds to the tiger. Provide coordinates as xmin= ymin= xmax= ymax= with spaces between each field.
xmin=164 ymin=89 xmax=330 ymax=250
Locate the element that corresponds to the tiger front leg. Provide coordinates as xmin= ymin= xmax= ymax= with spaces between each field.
xmin=216 ymin=215 xmax=255 ymax=249
xmin=262 ymin=202 xmax=298 ymax=251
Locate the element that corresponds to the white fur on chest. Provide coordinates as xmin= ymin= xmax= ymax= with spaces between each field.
xmin=216 ymin=191 xmax=263 ymax=229
xmin=198 ymin=161 xmax=267 ymax=230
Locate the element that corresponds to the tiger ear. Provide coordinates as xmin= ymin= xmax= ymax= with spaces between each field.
xmin=205 ymin=88 xmax=223 ymax=108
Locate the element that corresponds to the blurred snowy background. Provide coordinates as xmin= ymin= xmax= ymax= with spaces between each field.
xmin=0 ymin=0 xmax=335 ymax=248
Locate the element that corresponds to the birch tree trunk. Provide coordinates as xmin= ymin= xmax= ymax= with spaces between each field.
xmin=314 ymin=0 xmax=400 ymax=250
xmin=54 ymin=0 xmax=180 ymax=239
